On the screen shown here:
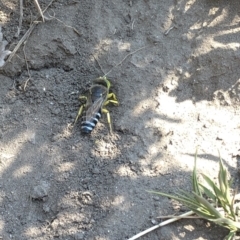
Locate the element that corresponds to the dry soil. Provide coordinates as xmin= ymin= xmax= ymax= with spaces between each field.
xmin=0 ymin=0 xmax=240 ymax=239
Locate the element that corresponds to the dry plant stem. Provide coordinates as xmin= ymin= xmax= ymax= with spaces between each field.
xmin=104 ymin=46 xmax=148 ymax=77
xmin=164 ymin=26 xmax=175 ymax=36
xmin=23 ymin=43 xmax=31 ymax=91
xmin=131 ymin=19 xmax=135 ymax=30
xmin=17 ymin=0 xmax=23 ymax=37
xmin=157 ymin=215 xmax=200 ymax=219
xmin=127 ymin=211 xmax=194 ymax=240
xmin=6 ymin=23 xmax=35 ymax=63
xmin=5 ymin=0 xmax=55 ymax=65
xmin=34 ymin=0 xmax=45 ymax=22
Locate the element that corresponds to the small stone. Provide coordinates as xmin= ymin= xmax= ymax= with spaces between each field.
xmin=203 ymin=22 xmax=207 ymax=27
xmin=43 ymin=204 xmax=50 ymax=213
xmin=137 ymin=151 xmax=145 ymax=159
xmin=124 ymin=14 xmax=131 ymax=24
xmin=177 ymin=85 xmax=183 ymax=91
xmin=31 ymin=181 xmax=50 ymax=200
xmin=162 ymin=85 xmax=169 ymax=92
xmin=51 ymin=108 xmax=61 ymax=115
xmin=74 ymin=232 xmax=85 ymax=240
xmin=153 ymin=196 xmax=160 ymax=201
xmin=92 ymin=168 xmax=100 ymax=174
xmin=147 ymin=34 xmax=162 ymax=44
xmin=51 ymin=218 xmax=59 ymax=230
xmin=194 ymin=219 xmax=204 ymax=226
xmin=151 ymin=219 xmax=158 ymax=225
xmin=130 ymin=165 xmax=137 ymax=173
xmin=216 ymin=135 xmax=223 ymax=140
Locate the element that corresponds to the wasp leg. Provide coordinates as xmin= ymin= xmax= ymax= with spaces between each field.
xmin=107 ymin=93 xmax=118 ymax=103
xmin=104 ymin=99 xmax=119 ymax=106
xmin=102 ymin=108 xmax=113 ymax=133
xmin=79 ymin=96 xmax=88 ymax=101
xmin=74 ymin=104 xmax=85 ymax=125
xmin=74 ymin=96 xmax=87 ymax=125
xmin=104 ymin=93 xmax=119 ymax=106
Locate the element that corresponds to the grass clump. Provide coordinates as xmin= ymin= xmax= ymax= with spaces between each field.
xmin=150 ymin=151 xmax=240 ymax=240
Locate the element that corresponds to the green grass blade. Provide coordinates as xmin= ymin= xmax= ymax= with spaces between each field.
xmin=213 ymin=217 xmax=240 ymax=230
xmin=178 ymin=189 xmax=198 ymax=201
xmin=201 ymin=173 xmax=226 ymax=204
xmin=193 ymin=192 xmax=223 ymax=218
xmin=148 ymin=191 xmax=201 ymax=209
xmin=218 ymin=155 xmax=227 ymax=197
xmin=189 ymin=208 xmax=217 ymax=219
xmin=192 ymin=150 xmax=201 ymax=196
xmin=223 ymin=231 xmax=236 ymax=240
xmin=199 ymin=183 xmax=217 ymax=202
xmin=149 ymin=153 xmax=240 ymax=238
xmin=149 ymin=190 xmax=218 ymax=218
xmin=201 ymin=173 xmax=218 ymax=193
xmin=218 ymin=155 xmax=231 ymax=204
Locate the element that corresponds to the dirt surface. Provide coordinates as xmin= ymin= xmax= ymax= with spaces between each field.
xmin=0 ymin=0 xmax=240 ymax=239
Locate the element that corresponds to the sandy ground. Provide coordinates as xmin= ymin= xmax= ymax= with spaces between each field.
xmin=0 ymin=0 xmax=240 ymax=239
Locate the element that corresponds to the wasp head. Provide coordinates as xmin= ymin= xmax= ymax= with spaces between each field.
xmin=93 ymin=76 xmax=111 ymax=91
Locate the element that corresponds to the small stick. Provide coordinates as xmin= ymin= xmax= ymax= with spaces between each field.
xmin=157 ymin=215 xmax=200 ymax=219
xmin=104 ymin=46 xmax=148 ymax=77
xmin=33 ymin=0 xmax=45 ymax=22
xmin=22 ymin=42 xmax=31 ymax=91
xmin=128 ymin=211 xmax=194 ymax=240
xmin=164 ymin=26 xmax=176 ymax=36
xmin=16 ymin=0 xmax=23 ymax=37
xmin=6 ymin=23 xmax=35 ymax=63
xmin=131 ymin=19 xmax=135 ymax=30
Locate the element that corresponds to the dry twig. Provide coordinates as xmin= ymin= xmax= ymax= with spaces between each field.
xmin=22 ymin=42 xmax=31 ymax=91
xmin=164 ymin=25 xmax=176 ymax=36
xmin=16 ymin=0 xmax=24 ymax=37
xmin=128 ymin=211 xmax=194 ymax=240
xmin=157 ymin=215 xmax=200 ymax=219
xmin=33 ymin=0 xmax=45 ymax=22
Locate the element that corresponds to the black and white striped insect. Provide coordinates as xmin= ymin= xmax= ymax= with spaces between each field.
xmin=74 ymin=77 xmax=119 ymax=134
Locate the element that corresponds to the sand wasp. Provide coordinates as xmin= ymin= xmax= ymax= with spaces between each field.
xmin=74 ymin=76 xmax=119 ymax=134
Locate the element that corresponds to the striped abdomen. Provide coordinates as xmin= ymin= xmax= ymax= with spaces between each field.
xmin=81 ymin=109 xmax=102 ymax=134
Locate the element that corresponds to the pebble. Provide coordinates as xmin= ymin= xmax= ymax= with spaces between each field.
xmin=194 ymin=219 xmax=204 ymax=226
xmin=51 ymin=108 xmax=61 ymax=115
xmin=151 ymin=219 xmax=158 ymax=225
xmin=31 ymin=181 xmax=50 ymax=201
xmin=92 ymin=168 xmax=100 ymax=174
xmin=153 ymin=196 xmax=160 ymax=201
xmin=74 ymin=232 xmax=85 ymax=240
xmin=43 ymin=204 xmax=50 ymax=213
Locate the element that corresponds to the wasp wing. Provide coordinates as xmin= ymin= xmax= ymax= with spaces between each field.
xmin=84 ymin=97 xmax=104 ymax=122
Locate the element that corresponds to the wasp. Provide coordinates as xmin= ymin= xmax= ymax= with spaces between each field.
xmin=74 ymin=76 xmax=119 ymax=134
